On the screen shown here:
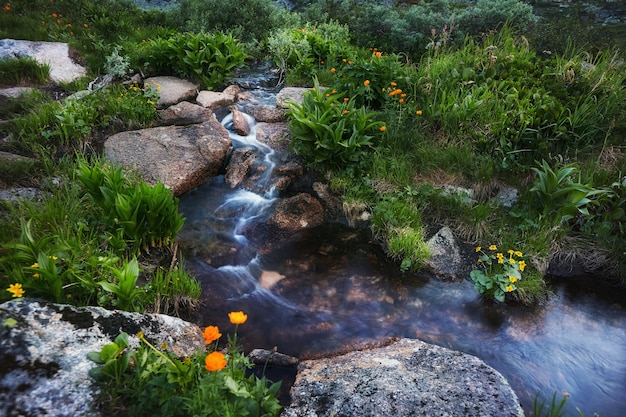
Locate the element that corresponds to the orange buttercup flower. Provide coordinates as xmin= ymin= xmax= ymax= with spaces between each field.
xmin=374 ymin=51 xmax=382 ymax=58
xmin=228 ymin=311 xmax=248 ymax=325
xmin=52 ymin=13 xmax=57 ymax=18
xmin=416 ymin=110 xmax=423 ymax=116
xmin=205 ymin=351 xmax=227 ymax=371
xmin=398 ymin=98 xmax=404 ymax=103
xmin=390 ymin=82 xmax=397 ymax=87
xmin=330 ymin=68 xmax=336 ymax=73
xmin=380 ymin=126 xmax=387 ymax=132
xmin=343 ymin=110 xmax=349 ymax=114
xmin=202 ymin=326 xmax=222 ymax=344
xmin=343 ymin=97 xmax=349 ymax=102
xmin=342 ymin=58 xmax=347 ymax=63
xmin=363 ymin=80 xmax=370 ymax=87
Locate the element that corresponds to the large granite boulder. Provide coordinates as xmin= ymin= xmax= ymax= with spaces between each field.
xmin=104 ymin=119 xmax=231 ymax=196
xmin=0 ymin=39 xmax=87 ymax=84
xmin=0 ymin=299 xmax=204 ymax=417
xmin=282 ymin=337 xmax=525 ymax=417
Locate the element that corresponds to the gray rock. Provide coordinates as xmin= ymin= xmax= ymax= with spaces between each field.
xmin=0 ymin=187 xmax=47 ymax=203
xmin=0 ymin=39 xmax=87 ymax=84
xmin=282 ymin=338 xmax=524 ymax=417
xmin=157 ymin=101 xmax=214 ymax=126
xmin=0 ymin=299 xmax=204 ymax=417
xmin=196 ymin=90 xmax=235 ymax=109
xmin=244 ymin=103 xmax=287 ymax=123
xmin=275 ymin=87 xmax=312 ymax=109
xmin=144 ymin=76 xmax=199 ymax=109
xmin=426 ymin=226 xmax=462 ymax=281
xmin=0 ymin=87 xmax=33 ymax=98
xmin=225 ymin=147 xmax=256 ymax=188
xmin=104 ymin=119 xmax=231 ymax=196
xmin=255 ymin=122 xmax=292 ymax=153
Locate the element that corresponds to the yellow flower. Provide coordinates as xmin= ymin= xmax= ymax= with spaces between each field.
xmin=228 ymin=311 xmax=248 ymax=325
xmin=48 ymin=255 xmax=58 ymax=260
xmin=364 ymin=80 xmax=370 ymax=87
xmin=489 ymin=245 xmax=497 ymax=251
xmin=514 ymin=251 xmax=523 ymax=257
xmin=31 ymin=263 xmax=39 ymax=268
xmin=475 ymin=246 xmax=481 ymax=252
xmin=496 ymin=253 xmax=504 ymax=259
xmin=518 ymin=260 xmax=526 ymax=272
xmin=509 ymin=276 xmax=518 ymax=283
xmin=202 ymin=325 xmax=222 ymax=344
xmin=7 ymin=283 xmax=24 ymax=298
xmin=33 ymin=273 xmax=40 ymax=278
xmin=379 ymin=126 xmax=387 ymax=132
xmin=205 ymin=351 xmax=227 ymax=371
xmin=508 ymin=249 xmax=514 ymax=255
xmin=509 ymin=258 xmax=516 ymax=264
xmin=505 ymin=285 xmax=513 ymax=292
xmin=498 ymin=258 xmax=504 ymax=264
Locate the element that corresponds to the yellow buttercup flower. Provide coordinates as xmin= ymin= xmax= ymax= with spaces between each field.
xmin=518 ymin=260 xmax=527 ymax=272
xmin=489 ymin=245 xmax=497 ymax=251
xmin=514 ymin=251 xmax=523 ymax=257
xmin=475 ymin=246 xmax=481 ymax=252
xmin=509 ymin=276 xmax=518 ymax=283
xmin=31 ymin=262 xmax=39 ymax=268
xmin=505 ymin=285 xmax=513 ymax=292
xmin=7 ymin=283 xmax=25 ymax=298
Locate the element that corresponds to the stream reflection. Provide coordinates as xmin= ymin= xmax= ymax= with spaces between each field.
xmin=181 ymin=223 xmax=626 ymax=417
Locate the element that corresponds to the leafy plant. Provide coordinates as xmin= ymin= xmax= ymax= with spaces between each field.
xmin=97 ymin=257 xmax=147 ymax=312
xmin=287 ymin=77 xmax=384 ymax=175
xmin=0 ymin=56 xmax=50 ymax=86
xmin=76 ymin=160 xmax=185 ymax=253
xmin=139 ymin=32 xmax=249 ymax=89
xmin=89 ymin=312 xmax=282 ymax=417
xmin=470 ymin=244 xmax=527 ymax=302
xmin=530 ymin=160 xmax=606 ymax=224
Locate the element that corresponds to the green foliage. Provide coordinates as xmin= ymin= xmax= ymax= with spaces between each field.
xmin=371 ymin=194 xmax=430 ymax=272
xmin=287 ymin=78 xmax=384 ymax=175
xmin=0 ymin=56 xmax=50 ymax=86
xmin=167 ymin=0 xmax=282 ymax=43
xmin=533 ymin=392 xmax=585 ymax=417
xmin=97 ymin=258 xmax=147 ymax=312
xmin=89 ymin=317 xmax=282 ymax=417
xmin=76 ymin=160 xmax=185 ymax=252
xmin=470 ymin=245 xmax=527 ymax=302
xmin=149 ymin=265 xmax=201 ymax=316
xmin=530 ymin=160 xmax=606 ymax=224
xmin=14 ymin=84 xmax=158 ymax=152
xmin=137 ymin=32 xmax=249 ymax=89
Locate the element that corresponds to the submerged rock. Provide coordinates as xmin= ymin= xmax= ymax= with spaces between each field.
xmin=282 ymin=338 xmax=524 ymax=417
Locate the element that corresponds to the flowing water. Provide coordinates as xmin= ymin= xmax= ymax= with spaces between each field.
xmin=177 ymin=85 xmax=626 ymax=416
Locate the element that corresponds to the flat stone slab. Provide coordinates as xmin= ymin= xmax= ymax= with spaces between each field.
xmin=0 ymin=38 xmax=87 ymax=84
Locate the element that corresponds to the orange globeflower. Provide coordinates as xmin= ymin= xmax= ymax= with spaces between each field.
xmin=52 ymin=13 xmax=57 ymax=17
xmin=202 ymin=326 xmax=222 ymax=344
xmin=83 ymin=23 xmax=88 ymax=28
xmin=379 ymin=126 xmax=387 ymax=132
xmin=343 ymin=97 xmax=349 ymax=102
xmin=363 ymin=80 xmax=370 ymax=87
xmin=228 ymin=311 xmax=248 ymax=325
xmin=390 ymin=82 xmax=397 ymax=87
xmin=398 ymin=99 xmax=404 ymax=103
xmin=330 ymin=68 xmax=336 ymax=73
xmin=205 ymin=351 xmax=227 ymax=371
xmin=416 ymin=110 xmax=423 ymax=116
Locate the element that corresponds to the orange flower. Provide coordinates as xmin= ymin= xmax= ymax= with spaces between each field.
xmin=363 ymin=80 xmax=370 ymax=87
xmin=320 ymin=60 xmax=324 ymax=64
xmin=66 ymin=23 xmax=72 ymax=27
xmin=343 ymin=110 xmax=349 ymax=114
xmin=330 ymin=68 xmax=336 ymax=73
xmin=374 ymin=51 xmax=382 ymax=58
xmin=398 ymin=98 xmax=404 ymax=103
xmin=390 ymin=82 xmax=397 ymax=87
xmin=3 ymin=4 xmax=10 ymax=11
xmin=205 ymin=351 xmax=227 ymax=371
xmin=343 ymin=97 xmax=349 ymax=102
xmin=379 ymin=126 xmax=387 ymax=132
xmin=416 ymin=110 xmax=423 ymax=116
xmin=228 ymin=311 xmax=248 ymax=325
xmin=56 ymin=19 xmax=61 ymax=24
xmin=83 ymin=23 xmax=88 ymax=28
xmin=342 ymin=58 xmax=347 ymax=63
xmin=202 ymin=326 xmax=222 ymax=344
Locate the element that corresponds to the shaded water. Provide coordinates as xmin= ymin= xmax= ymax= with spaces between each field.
xmin=178 ymin=97 xmax=626 ymax=416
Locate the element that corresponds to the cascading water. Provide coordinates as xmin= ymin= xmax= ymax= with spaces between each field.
xmin=178 ymin=82 xmax=626 ymax=417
